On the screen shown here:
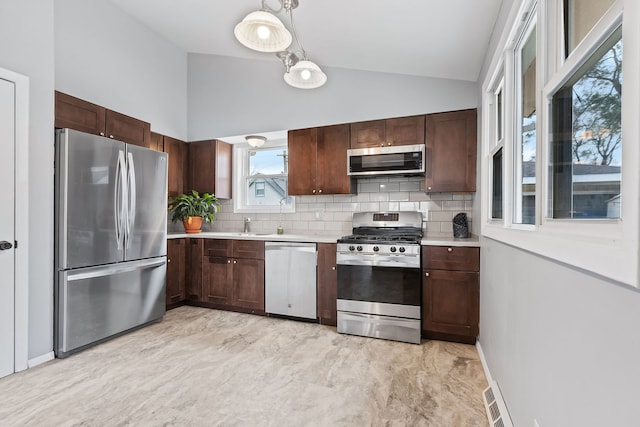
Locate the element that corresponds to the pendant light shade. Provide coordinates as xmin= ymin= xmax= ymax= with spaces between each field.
xmin=284 ymin=60 xmax=327 ymax=89
xmin=234 ymin=10 xmax=292 ymax=53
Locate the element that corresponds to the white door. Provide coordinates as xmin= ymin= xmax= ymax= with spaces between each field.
xmin=0 ymin=77 xmax=16 ymax=378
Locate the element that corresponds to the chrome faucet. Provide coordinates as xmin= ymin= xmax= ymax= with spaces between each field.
xmin=243 ymin=216 xmax=251 ymax=233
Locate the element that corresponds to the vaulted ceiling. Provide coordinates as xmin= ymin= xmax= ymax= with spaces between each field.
xmin=109 ymin=0 xmax=503 ymax=82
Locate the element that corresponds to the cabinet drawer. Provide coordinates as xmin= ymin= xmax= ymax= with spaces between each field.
xmin=232 ymin=240 xmax=265 ymax=260
xmin=422 ymin=246 xmax=479 ymax=272
xmin=204 ymin=239 xmax=231 ymax=257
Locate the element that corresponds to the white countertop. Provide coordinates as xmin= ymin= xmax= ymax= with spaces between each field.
xmin=167 ymin=231 xmax=342 ymax=244
xmin=420 ymin=234 xmax=480 ymax=247
xmin=168 ymin=231 xmax=481 ymax=247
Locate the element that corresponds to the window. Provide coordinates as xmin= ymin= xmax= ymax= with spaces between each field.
xmin=514 ymin=18 xmax=537 ymax=225
xmin=564 ymin=0 xmax=616 ymax=57
xmin=233 ymin=143 xmax=295 ymax=213
xmin=490 ymin=79 xmax=504 ymax=220
xmin=550 ymin=27 xmax=622 ymax=219
xmin=254 ymin=181 xmax=265 ymax=197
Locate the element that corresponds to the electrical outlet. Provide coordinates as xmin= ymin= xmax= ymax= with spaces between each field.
xmin=534 ymin=419 xmax=540 ymax=427
xmin=315 ymin=210 xmax=324 ymax=220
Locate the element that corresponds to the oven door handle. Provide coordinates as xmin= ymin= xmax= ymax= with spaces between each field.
xmin=337 ymin=255 xmax=420 ymax=269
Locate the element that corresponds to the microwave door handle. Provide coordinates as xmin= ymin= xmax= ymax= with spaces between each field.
xmin=125 ymin=151 xmax=136 ymax=249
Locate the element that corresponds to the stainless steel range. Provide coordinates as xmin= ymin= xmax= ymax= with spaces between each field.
xmin=336 ymin=211 xmax=423 ymax=344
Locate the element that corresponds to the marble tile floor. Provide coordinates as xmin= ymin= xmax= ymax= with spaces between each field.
xmin=0 ymin=306 xmax=489 ymax=426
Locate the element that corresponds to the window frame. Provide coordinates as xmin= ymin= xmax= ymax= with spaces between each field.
xmin=480 ymin=0 xmax=640 ymax=286
xmin=232 ymin=141 xmax=296 ymax=214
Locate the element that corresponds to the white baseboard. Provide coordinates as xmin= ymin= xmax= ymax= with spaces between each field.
xmin=476 ymin=340 xmax=494 ymax=384
xmin=28 ymin=351 xmax=55 ymax=368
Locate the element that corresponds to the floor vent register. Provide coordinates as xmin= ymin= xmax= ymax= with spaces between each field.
xmin=483 ymin=381 xmax=513 ymax=427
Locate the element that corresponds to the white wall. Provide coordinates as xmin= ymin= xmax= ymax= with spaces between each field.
xmin=476 ymin=0 xmax=640 ymax=426
xmin=480 ymin=238 xmax=640 ymax=426
xmin=187 ymin=54 xmax=479 ymax=140
xmin=55 ymin=0 xmax=188 ymax=140
xmin=0 ymin=0 xmax=55 ymax=360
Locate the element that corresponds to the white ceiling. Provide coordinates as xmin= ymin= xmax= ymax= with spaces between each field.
xmin=109 ymin=0 xmax=503 ymax=82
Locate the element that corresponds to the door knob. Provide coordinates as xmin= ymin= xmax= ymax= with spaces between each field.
xmin=0 ymin=241 xmax=13 ymax=250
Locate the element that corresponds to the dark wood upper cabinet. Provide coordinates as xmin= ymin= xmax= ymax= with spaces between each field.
xmin=317 ymin=243 xmax=338 ymax=326
xmin=55 ymin=91 xmax=106 ymax=135
xmin=425 ymin=109 xmax=477 ymax=192
xmin=188 ymin=139 xmax=232 ymax=199
xmin=150 ymin=131 xmax=164 ymax=152
xmin=350 ymin=115 xmax=425 ymax=149
xmin=163 ymin=136 xmax=188 ymax=197
xmin=288 ymin=128 xmax=317 ymax=195
xmin=288 ymin=125 xmax=355 ymax=196
xmin=105 ymin=109 xmax=151 ymax=148
xmin=55 ymin=91 xmax=151 ymax=148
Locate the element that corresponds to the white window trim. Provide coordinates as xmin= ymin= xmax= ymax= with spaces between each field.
xmin=481 ymin=0 xmax=640 ymax=287
xmin=486 ymin=67 xmax=505 ymax=224
xmin=232 ymin=142 xmax=295 ymax=214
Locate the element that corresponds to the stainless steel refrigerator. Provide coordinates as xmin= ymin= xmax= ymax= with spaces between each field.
xmin=54 ymin=128 xmax=168 ymax=358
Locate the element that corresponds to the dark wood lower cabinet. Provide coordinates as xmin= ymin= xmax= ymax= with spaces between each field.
xmin=232 ymin=258 xmax=265 ymax=310
xmin=198 ymin=240 xmax=265 ymax=314
xmin=422 ymin=269 xmax=479 ymax=345
xmin=166 ymin=239 xmax=186 ymax=308
xmin=317 ymin=243 xmax=338 ymax=326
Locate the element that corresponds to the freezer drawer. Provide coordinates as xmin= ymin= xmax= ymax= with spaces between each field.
xmin=265 ymin=242 xmax=317 ymax=320
xmin=55 ymin=257 xmax=166 ymax=357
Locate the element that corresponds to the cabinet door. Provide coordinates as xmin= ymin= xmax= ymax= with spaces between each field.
xmin=55 ymin=91 xmax=106 ymax=136
xmin=233 ymin=258 xmax=265 ymax=311
xmin=287 ymin=128 xmax=318 ymax=195
xmin=422 ymin=270 xmax=479 ymax=338
xmin=232 ymin=240 xmax=264 ymax=260
xmin=150 ymin=132 xmax=164 ymax=152
xmin=164 ymin=136 xmax=187 ymax=197
xmin=386 ymin=116 xmax=425 ymax=146
xmin=186 ymin=239 xmax=203 ymax=301
xmin=188 ymin=140 xmax=232 ymax=199
xmin=166 ymin=239 xmax=186 ymax=306
xmin=317 ymin=243 xmax=338 ymax=326
xmin=316 ymin=124 xmax=355 ymax=195
xmin=425 ymin=109 xmax=477 ymax=192
xmin=422 ymin=246 xmax=480 ymax=272
xmin=203 ymin=256 xmax=233 ymax=305
xmin=205 ymin=239 xmax=231 ymax=257
xmin=350 ymin=120 xmax=386 ymax=148
xmin=105 ymin=109 xmax=151 ymax=148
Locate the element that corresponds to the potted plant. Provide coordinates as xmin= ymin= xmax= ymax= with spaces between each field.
xmin=168 ymin=190 xmax=220 ymax=234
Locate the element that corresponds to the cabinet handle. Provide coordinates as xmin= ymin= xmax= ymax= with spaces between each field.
xmin=318 ymin=189 xmax=323 ymax=193
xmin=233 ymin=260 xmax=237 ymax=264
xmin=380 ymin=143 xmax=384 ymax=147
xmin=99 ymin=132 xmax=105 ymax=136
xmin=168 ymin=259 xmax=171 ymax=263
xmin=427 ymin=186 xmax=432 ymax=190
xmin=387 ymin=142 xmax=392 ymax=146
xmin=227 ymin=259 xmax=231 ymax=264
xmin=425 ymin=272 xmax=430 ymax=277
xmin=312 ymin=189 xmax=316 ymax=193
xmin=332 ymin=266 xmax=336 ymax=271
xmin=109 ymin=135 xmax=114 ymax=138
xmin=447 ymin=247 xmax=453 ymax=252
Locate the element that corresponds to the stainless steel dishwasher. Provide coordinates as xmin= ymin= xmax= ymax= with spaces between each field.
xmin=265 ymin=242 xmax=317 ymax=320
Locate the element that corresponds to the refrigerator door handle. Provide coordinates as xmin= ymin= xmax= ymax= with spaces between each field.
xmin=125 ymin=151 xmax=137 ymax=249
xmin=115 ymin=150 xmax=127 ymax=251
xmin=66 ymin=257 xmax=166 ymax=282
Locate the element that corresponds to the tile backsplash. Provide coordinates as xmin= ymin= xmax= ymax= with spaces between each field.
xmin=172 ymin=176 xmax=473 ymax=236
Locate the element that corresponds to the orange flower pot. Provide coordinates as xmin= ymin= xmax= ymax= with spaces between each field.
xmin=183 ymin=216 xmax=203 ymax=234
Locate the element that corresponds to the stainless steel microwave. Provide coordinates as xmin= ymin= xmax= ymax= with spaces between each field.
xmin=347 ymin=144 xmax=425 ymax=176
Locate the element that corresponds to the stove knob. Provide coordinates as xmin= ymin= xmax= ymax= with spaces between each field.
xmin=356 ymin=246 xmax=363 ymax=252
xmin=348 ymin=245 xmax=355 ymax=251
xmin=373 ymin=246 xmax=379 ymax=252
xmin=390 ymin=246 xmax=397 ymax=253
xmin=399 ymin=247 xmax=406 ymax=253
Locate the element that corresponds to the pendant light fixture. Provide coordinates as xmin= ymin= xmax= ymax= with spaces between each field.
xmin=234 ymin=0 xmax=327 ymax=89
